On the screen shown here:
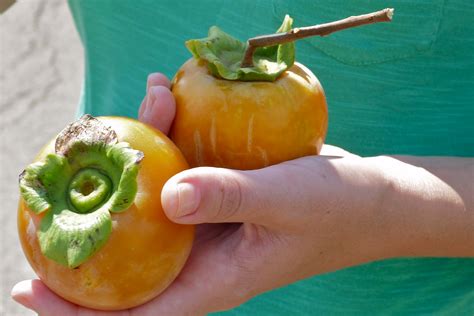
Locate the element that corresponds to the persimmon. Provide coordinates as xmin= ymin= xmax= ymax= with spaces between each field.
xmin=171 ymin=10 xmax=393 ymax=169
xmin=171 ymin=58 xmax=327 ymax=170
xmin=18 ymin=115 xmax=194 ymax=310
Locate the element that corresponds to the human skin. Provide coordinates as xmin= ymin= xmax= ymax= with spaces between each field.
xmin=11 ymin=73 xmax=474 ymax=315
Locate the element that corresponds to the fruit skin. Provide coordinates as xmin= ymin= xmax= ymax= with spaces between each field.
xmin=17 ymin=117 xmax=194 ymax=310
xmin=170 ymin=58 xmax=328 ymax=170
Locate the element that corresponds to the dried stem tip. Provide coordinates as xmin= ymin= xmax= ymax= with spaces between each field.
xmin=241 ymin=8 xmax=394 ymax=68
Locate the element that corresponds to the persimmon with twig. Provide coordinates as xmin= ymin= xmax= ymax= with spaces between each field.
xmin=170 ymin=9 xmax=394 ymax=170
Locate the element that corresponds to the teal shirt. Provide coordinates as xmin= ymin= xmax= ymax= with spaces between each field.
xmin=68 ymin=1 xmax=474 ymax=314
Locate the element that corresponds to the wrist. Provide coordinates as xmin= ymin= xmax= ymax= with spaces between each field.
xmin=326 ymin=156 xmax=401 ymax=265
xmin=349 ymin=156 xmax=402 ymax=262
xmin=371 ymin=156 xmax=472 ymax=258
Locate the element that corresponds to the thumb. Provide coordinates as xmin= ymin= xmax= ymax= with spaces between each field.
xmin=161 ymin=160 xmax=322 ymax=226
xmin=161 ymin=167 xmax=252 ymax=224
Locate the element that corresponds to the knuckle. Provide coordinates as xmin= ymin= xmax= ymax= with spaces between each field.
xmin=215 ymin=173 xmax=244 ymax=221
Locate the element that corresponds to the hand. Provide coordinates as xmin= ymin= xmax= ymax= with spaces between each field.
xmin=12 ymin=73 xmax=473 ymax=315
xmin=10 ymin=73 xmax=393 ymax=315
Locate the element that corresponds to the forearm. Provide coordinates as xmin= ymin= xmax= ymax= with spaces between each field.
xmin=375 ymin=156 xmax=474 ymax=258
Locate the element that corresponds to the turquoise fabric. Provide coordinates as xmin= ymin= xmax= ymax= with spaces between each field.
xmin=68 ymin=0 xmax=474 ymax=314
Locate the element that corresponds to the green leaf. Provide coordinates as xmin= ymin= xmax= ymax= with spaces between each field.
xmin=38 ymin=208 xmax=112 ymax=268
xmin=105 ymin=142 xmax=143 ymax=213
xmin=19 ymin=154 xmax=71 ymax=214
xmin=185 ymin=15 xmax=295 ymax=82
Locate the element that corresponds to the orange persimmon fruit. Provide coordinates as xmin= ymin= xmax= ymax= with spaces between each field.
xmin=18 ymin=116 xmax=194 ymax=310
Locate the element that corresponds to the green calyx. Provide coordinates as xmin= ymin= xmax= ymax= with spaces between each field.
xmin=68 ymin=168 xmax=112 ymax=214
xmin=19 ymin=115 xmax=143 ymax=268
xmin=186 ymin=15 xmax=295 ymax=82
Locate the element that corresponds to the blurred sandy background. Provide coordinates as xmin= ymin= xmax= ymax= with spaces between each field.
xmin=0 ymin=0 xmax=83 ymax=314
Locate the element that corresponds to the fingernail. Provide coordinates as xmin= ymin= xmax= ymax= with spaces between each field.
xmin=174 ymin=183 xmax=200 ymax=218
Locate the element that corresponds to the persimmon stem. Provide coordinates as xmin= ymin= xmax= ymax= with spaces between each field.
xmin=241 ymin=8 xmax=394 ymax=68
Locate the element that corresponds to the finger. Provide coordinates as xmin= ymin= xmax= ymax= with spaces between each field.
xmin=138 ymin=95 xmax=147 ymax=118
xmin=161 ymin=160 xmax=331 ymax=227
xmin=138 ymin=73 xmax=172 ymax=125
xmin=139 ymin=85 xmax=176 ymax=134
xmin=146 ymin=72 xmax=171 ymax=91
xmin=11 ymin=280 xmax=128 ymax=316
xmin=12 ymin=280 xmax=77 ymax=315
